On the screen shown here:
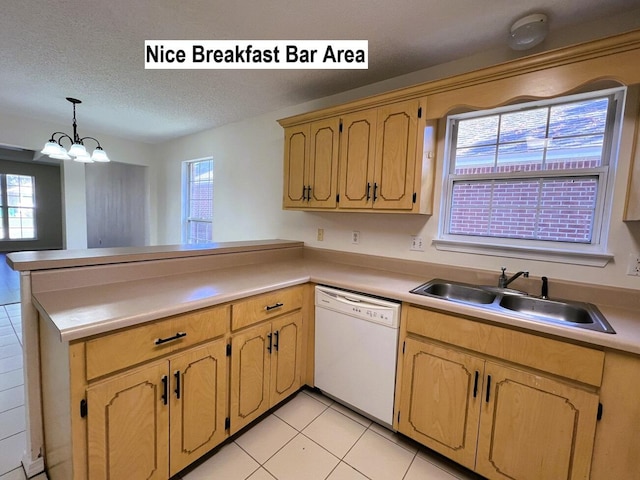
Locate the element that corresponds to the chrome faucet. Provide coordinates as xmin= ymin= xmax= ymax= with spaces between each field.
xmin=498 ymin=267 xmax=529 ymax=288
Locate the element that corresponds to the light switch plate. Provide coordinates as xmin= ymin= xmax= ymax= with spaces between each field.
xmin=410 ymin=235 xmax=424 ymax=251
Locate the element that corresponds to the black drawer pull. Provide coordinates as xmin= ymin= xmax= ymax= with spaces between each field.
xmin=265 ymin=302 xmax=284 ymax=311
xmin=473 ymin=371 xmax=479 ymax=398
xmin=155 ymin=332 xmax=187 ymax=345
xmin=161 ymin=375 xmax=168 ymax=405
xmin=174 ymin=370 xmax=181 ymax=400
xmin=486 ymin=375 xmax=492 ymax=403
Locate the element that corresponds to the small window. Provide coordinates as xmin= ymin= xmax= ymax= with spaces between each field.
xmin=182 ymin=158 xmax=213 ymax=244
xmin=437 ymin=88 xmax=625 ymax=265
xmin=0 ymin=174 xmax=36 ymax=240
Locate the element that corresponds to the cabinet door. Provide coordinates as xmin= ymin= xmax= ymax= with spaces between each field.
xmin=476 ymin=362 xmax=599 ymax=480
xmin=270 ymin=312 xmax=303 ymax=406
xmin=308 ymin=118 xmax=340 ymax=208
xmin=283 ymin=124 xmax=310 ymax=208
xmin=87 ymin=362 xmax=169 ymax=480
xmin=230 ymin=323 xmax=272 ymax=434
xmin=169 ymin=341 xmax=228 ymax=476
xmin=339 ymin=109 xmax=378 ymax=208
xmin=398 ymin=338 xmax=484 ymax=470
xmin=373 ymin=100 xmax=418 ymax=210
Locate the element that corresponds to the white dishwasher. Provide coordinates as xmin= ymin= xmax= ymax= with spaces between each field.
xmin=314 ymin=285 xmax=401 ymax=427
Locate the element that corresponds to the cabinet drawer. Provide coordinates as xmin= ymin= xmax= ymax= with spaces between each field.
xmin=406 ymin=305 xmax=604 ymax=387
xmin=86 ymin=305 xmax=230 ymax=380
xmin=232 ymin=286 xmax=303 ymax=331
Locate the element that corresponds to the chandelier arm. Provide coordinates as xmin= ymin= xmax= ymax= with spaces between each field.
xmin=79 ymin=136 xmax=103 ymax=148
xmin=50 ymin=132 xmax=74 ymax=146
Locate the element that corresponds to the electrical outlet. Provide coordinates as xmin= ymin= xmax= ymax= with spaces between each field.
xmin=352 ymin=231 xmax=360 ymax=244
xmin=410 ymin=235 xmax=424 ymax=251
xmin=317 ymin=228 xmax=324 ymax=242
xmin=627 ymin=253 xmax=640 ymax=276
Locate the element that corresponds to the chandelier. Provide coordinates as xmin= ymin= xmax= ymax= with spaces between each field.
xmin=41 ymin=97 xmax=110 ymax=163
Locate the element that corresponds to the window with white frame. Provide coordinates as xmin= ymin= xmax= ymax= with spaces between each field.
xmin=0 ymin=174 xmax=36 ymax=240
xmin=183 ymin=158 xmax=213 ymax=244
xmin=437 ymin=88 xmax=626 ymax=264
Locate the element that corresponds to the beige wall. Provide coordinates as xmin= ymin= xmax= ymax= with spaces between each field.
xmin=154 ymin=9 xmax=640 ymax=290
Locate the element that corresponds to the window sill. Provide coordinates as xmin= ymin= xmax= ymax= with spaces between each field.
xmin=433 ymin=238 xmax=613 ymax=267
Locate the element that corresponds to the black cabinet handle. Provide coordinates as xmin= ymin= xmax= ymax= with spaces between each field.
xmin=274 ymin=331 xmax=279 ymax=351
xmin=155 ymin=332 xmax=187 ymax=345
xmin=174 ymin=371 xmax=181 ymax=400
xmin=486 ymin=375 xmax=492 ymax=403
xmin=161 ymin=375 xmax=168 ymax=405
xmin=473 ymin=371 xmax=479 ymax=398
xmin=366 ymin=182 xmax=371 ymax=201
xmin=302 ymin=185 xmax=307 ymax=201
xmin=267 ymin=333 xmax=273 ymax=353
xmin=265 ymin=302 xmax=284 ymax=311
xmin=307 ymin=186 xmax=312 ymax=201
xmin=373 ymin=182 xmax=378 ymax=202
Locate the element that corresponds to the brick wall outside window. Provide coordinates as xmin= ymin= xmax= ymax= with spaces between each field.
xmin=444 ymin=91 xmax=618 ymax=246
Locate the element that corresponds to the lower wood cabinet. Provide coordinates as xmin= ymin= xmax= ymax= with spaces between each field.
xmin=86 ymin=340 xmax=228 ymax=479
xmin=475 ymin=362 xmax=598 ymax=480
xmin=398 ymin=338 xmax=483 ymax=470
xmin=397 ymin=307 xmax=601 ymax=480
xmin=229 ymin=311 xmax=303 ymax=434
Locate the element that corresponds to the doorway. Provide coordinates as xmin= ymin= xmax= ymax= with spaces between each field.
xmin=85 ymin=162 xmax=148 ymax=248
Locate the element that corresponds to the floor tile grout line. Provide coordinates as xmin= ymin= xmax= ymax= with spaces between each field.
xmin=400 ymin=451 xmax=420 ymax=480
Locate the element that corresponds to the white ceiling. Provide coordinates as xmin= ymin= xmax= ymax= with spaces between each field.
xmin=1 ymin=0 xmax=639 ymax=144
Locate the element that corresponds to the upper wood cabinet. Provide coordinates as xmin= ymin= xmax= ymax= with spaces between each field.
xmin=281 ymin=98 xmax=433 ymax=214
xmin=623 ymin=85 xmax=640 ymax=221
xmin=339 ymin=100 xmax=419 ymax=211
xmin=283 ymin=118 xmax=340 ymax=209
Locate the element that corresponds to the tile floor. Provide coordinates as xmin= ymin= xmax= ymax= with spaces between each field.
xmin=0 ymin=301 xmax=482 ymax=480
xmin=0 ymin=303 xmax=28 ymax=480
xmin=177 ymin=390 xmax=483 ymax=480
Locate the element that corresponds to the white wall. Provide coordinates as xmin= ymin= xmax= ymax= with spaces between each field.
xmin=154 ymin=9 xmax=640 ymax=290
xmin=0 ymin=112 xmax=157 ymax=249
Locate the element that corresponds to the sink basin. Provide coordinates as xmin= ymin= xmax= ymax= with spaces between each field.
xmin=410 ymin=278 xmax=615 ymax=334
xmin=499 ymin=295 xmax=615 ymax=333
xmin=411 ymin=280 xmax=497 ymax=305
xmin=500 ymin=295 xmax=593 ymax=323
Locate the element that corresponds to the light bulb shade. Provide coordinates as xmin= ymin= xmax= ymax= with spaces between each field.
xmin=508 ymin=13 xmax=548 ymax=51
xmin=49 ymin=151 xmax=71 ymax=160
xmin=91 ymin=147 xmax=110 ymax=162
xmin=41 ymin=141 xmax=65 ymax=156
xmin=68 ymin=142 xmax=88 ymax=157
xmin=73 ymin=152 xmax=93 ymax=163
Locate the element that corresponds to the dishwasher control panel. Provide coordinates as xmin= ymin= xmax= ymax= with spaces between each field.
xmin=315 ymin=286 xmax=400 ymax=328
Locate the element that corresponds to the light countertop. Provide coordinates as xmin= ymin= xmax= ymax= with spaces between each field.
xmin=29 ymin=255 xmax=640 ymax=356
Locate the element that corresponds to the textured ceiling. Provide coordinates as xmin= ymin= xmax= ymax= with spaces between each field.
xmin=1 ymin=0 xmax=639 ymax=144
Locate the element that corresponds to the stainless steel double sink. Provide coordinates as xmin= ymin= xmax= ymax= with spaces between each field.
xmin=410 ymin=279 xmax=615 ymax=334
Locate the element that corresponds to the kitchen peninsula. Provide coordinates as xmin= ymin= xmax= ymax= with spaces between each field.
xmin=7 ymin=240 xmax=640 ymax=479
